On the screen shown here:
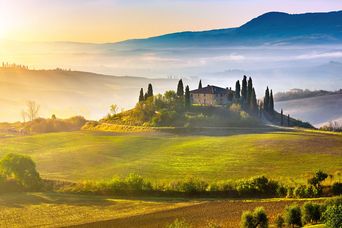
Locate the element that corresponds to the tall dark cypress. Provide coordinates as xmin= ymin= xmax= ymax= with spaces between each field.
xmin=247 ymin=77 xmax=253 ymax=105
xmin=147 ymin=83 xmax=153 ymax=98
xmin=287 ymin=114 xmax=290 ymax=127
xmin=241 ymin=75 xmax=247 ymax=102
xmin=264 ymin=87 xmax=270 ymax=112
xmin=139 ymin=88 xmax=144 ymax=102
xmin=269 ymin=90 xmax=274 ymax=114
xmin=235 ymin=80 xmax=241 ymax=100
xmin=185 ymin=85 xmax=191 ymax=108
xmin=280 ymin=109 xmax=284 ymax=126
xmin=250 ymin=88 xmax=257 ymax=111
xmin=198 ymin=80 xmax=202 ymax=89
xmin=177 ymin=79 xmax=184 ymax=97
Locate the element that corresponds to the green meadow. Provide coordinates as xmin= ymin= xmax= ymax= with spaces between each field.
xmin=0 ymin=129 xmax=341 ymax=183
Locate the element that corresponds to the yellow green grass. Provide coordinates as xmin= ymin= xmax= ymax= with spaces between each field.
xmin=0 ymin=130 xmax=341 ymax=183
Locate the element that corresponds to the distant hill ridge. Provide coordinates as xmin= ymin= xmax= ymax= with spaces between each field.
xmin=274 ymin=88 xmax=342 ymax=102
xmin=115 ymin=10 xmax=342 ymax=47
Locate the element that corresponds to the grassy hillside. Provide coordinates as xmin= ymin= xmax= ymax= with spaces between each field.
xmin=0 ymin=130 xmax=340 ymax=183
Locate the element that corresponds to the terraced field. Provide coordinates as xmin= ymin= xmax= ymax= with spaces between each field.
xmin=0 ymin=129 xmax=340 ymax=183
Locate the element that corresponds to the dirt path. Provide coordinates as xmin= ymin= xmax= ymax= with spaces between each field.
xmin=71 ymin=199 xmax=324 ymax=228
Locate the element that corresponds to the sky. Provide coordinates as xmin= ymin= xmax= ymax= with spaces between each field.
xmin=0 ymin=0 xmax=342 ymax=43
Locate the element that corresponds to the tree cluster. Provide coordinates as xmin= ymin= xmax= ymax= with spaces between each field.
xmin=235 ymin=76 xmax=258 ymax=112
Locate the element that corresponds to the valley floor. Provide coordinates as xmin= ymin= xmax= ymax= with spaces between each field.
xmin=0 ymin=192 xmax=327 ymax=228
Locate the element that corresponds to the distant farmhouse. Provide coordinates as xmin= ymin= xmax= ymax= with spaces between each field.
xmin=190 ymin=85 xmax=235 ymax=106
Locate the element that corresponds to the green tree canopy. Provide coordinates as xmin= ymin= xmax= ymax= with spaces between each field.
xmin=0 ymin=153 xmax=41 ymax=190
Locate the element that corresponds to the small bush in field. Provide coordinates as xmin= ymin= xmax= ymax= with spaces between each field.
xmin=241 ymin=210 xmax=255 ymax=228
xmin=332 ymin=182 xmax=342 ymax=195
xmin=302 ymin=202 xmax=321 ymax=225
xmin=284 ymin=204 xmax=302 ymax=227
xmin=240 ymin=207 xmax=268 ymax=228
xmin=206 ymin=220 xmax=222 ymax=228
xmin=253 ymin=207 xmax=268 ymax=228
xmin=275 ymin=214 xmax=284 ymax=228
xmin=167 ymin=218 xmax=191 ymax=228
xmin=322 ymin=204 xmax=342 ymax=228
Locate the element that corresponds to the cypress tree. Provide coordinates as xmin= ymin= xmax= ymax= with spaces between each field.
xmin=287 ymin=114 xmax=290 ymax=127
xmin=235 ymin=80 xmax=241 ymax=100
xmin=185 ymin=85 xmax=191 ymax=108
xmin=270 ymin=90 xmax=274 ymax=114
xmin=241 ymin=75 xmax=247 ymax=102
xmin=280 ymin=109 xmax=284 ymax=126
xmin=247 ymin=77 xmax=253 ymax=105
xmin=177 ymin=79 xmax=184 ymax=97
xmin=264 ymin=87 xmax=270 ymax=112
xmin=250 ymin=88 xmax=257 ymax=112
xmin=198 ymin=80 xmax=202 ymax=89
xmin=139 ymin=88 xmax=144 ymax=102
xmin=147 ymin=83 xmax=153 ymax=98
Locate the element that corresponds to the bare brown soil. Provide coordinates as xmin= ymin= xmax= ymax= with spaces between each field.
xmin=71 ymin=199 xmax=324 ymax=228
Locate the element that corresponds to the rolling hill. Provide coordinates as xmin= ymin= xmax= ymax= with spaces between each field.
xmin=115 ymin=11 xmax=342 ymax=47
xmin=0 ymin=67 xmax=178 ymax=122
xmin=0 ymin=130 xmax=340 ymax=183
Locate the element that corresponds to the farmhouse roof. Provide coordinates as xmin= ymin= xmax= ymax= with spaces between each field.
xmin=190 ymin=85 xmax=229 ymax=94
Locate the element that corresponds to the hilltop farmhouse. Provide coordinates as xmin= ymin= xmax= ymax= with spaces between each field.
xmin=190 ymin=85 xmax=234 ymax=106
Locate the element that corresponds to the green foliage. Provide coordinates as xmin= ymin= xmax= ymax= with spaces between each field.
xmin=264 ymin=87 xmax=270 ymax=112
xmin=185 ymin=85 xmax=191 ymax=109
xmin=284 ymin=204 xmax=302 ymax=227
xmin=308 ymin=170 xmax=328 ymax=188
xmin=240 ymin=207 xmax=268 ymax=228
xmin=147 ymin=83 xmax=153 ymax=98
xmin=139 ymin=88 xmax=144 ymax=102
xmin=302 ymin=202 xmax=321 ymax=225
xmin=0 ymin=153 xmax=41 ymax=190
xmin=198 ymin=80 xmax=202 ymax=89
xmin=236 ymin=176 xmax=279 ymax=196
xmin=241 ymin=76 xmax=248 ymax=103
xmin=235 ymin=80 xmax=241 ymax=99
xmin=322 ymin=204 xmax=342 ymax=228
xmin=241 ymin=210 xmax=256 ymax=228
xmin=167 ymin=218 xmax=191 ymax=228
xmin=177 ymin=79 xmax=184 ymax=97
xmin=253 ymin=207 xmax=268 ymax=228
xmin=275 ymin=214 xmax=284 ymax=228
xmin=293 ymin=185 xmax=319 ymax=198
xmin=332 ymin=182 xmax=342 ymax=195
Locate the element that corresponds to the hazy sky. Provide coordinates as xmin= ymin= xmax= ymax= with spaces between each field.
xmin=1 ymin=0 xmax=342 ymax=43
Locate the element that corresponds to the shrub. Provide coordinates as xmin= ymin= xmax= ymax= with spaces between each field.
xmin=302 ymin=202 xmax=321 ymax=225
xmin=240 ymin=207 xmax=268 ymax=228
xmin=322 ymin=204 xmax=342 ymax=228
xmin=236 ymin=176 xmax=278 ymax=196
xmin=308 ymin=170 xmax=328 ymax=189
xmin=332 ymin=182 xmax=342 ymax=195
xmin=253 ymin=207 xmax=268 ymax=228
xmin=284 ymin=204 xmax=302 ymax=227
xmin=167 ymin=218 xmax=191 ymax=228
xmin=293 ymin=185 xmax=319 ymax=198
xmin=0 ymin=153 xmax=41 ymax=191
xmin=275 ymin=214 xmax=284 ymax=228
xmin=241 ymin=210 xmax=256 ymax=228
